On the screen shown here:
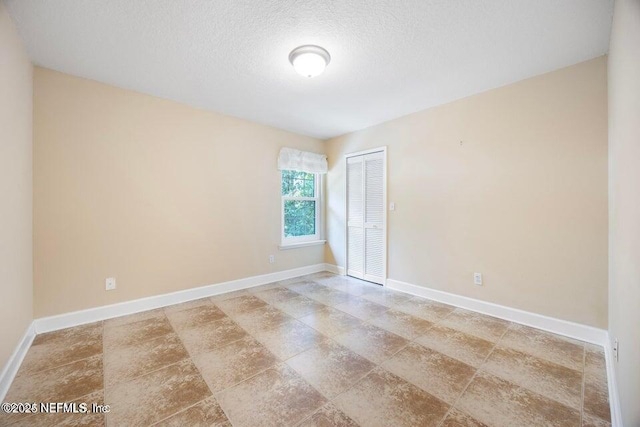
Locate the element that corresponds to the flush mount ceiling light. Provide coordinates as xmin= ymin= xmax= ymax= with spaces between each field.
xmin=289 ymin=45 xmax=331 ymax=78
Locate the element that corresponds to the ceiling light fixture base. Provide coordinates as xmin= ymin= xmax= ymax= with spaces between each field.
xmin=289 ymin=45 xmax=331 ymax=78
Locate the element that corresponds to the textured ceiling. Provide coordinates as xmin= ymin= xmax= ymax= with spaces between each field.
xmin=5 ymin=0 xmax=613 ymax=139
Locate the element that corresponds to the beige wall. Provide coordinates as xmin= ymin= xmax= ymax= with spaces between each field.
xmin=608 ymin=0 xmax=640 ymax=424
xmin=326 ymin=57 xmax=608 ymax=328
xmin=33 ymin=68 xmax=324 ymax=317
xmin=0 ymin=4 xmax=33 ymax=369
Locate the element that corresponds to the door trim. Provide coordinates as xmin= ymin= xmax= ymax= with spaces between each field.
xmin=344 ymin=146 xmax=387 ymax=285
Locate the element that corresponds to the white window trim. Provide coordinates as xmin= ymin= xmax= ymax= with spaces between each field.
xmin=278 ymin=239 xmax=326 ymax=250
xmin=280 ymin=172 xmax=324 ymax=248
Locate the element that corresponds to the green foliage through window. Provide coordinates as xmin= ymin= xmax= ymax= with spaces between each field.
xmin=284 ymin=200 xmax=316 ymax=237
xmin=282 ymin=170 xmax=315 ymax=197
xmin=282 ymin=170 xmax=317 ymax=239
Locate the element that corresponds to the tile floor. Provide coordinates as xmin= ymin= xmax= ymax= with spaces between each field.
xmin=1 ymin=273 xmax=611 ymax=427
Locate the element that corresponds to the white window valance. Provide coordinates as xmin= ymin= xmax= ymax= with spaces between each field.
xmin=277 ymin=147 xmax=328 ymax=174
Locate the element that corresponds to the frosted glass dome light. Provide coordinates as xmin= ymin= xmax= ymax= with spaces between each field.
xmin=289 ymin=45 xmax=331 ymax=78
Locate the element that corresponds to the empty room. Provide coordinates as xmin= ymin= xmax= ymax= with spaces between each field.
xmin=1 ymin=0 xmax=638 ymax=426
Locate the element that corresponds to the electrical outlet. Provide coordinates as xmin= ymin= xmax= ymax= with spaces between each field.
xmin=269 ymin=255 xmax=275 ymax=264
xmin=105 ymin=277 xmax=116 ymax=291
xmin=613 ymin=339 xmax=619 ymax=362
xmin=473 ymin=272 xmax=482 ymax=286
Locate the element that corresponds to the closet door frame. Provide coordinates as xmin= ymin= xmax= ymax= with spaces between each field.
xmin=344 ymin=146 xmax=387 ymax=286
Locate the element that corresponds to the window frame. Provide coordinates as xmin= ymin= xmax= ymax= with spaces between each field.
xmin=281 ymin=170 xmax=322 ymax=247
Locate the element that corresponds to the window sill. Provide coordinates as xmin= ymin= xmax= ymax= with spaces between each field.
xmin=279 ymin=240 xmax=326 ymax=250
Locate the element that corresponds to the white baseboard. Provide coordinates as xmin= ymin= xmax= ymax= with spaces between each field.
xmin=604 ymin=334 xmax=622 ymax=427
xmin=34 ymin=263 xmax=327 ymax=334
xmin=0 ymin=322 xmax=36 ymax=402
xmin=386 ymin=278 xmax=608 ymax=346
xmin=324 ymin=264 xmax=345 ymax=275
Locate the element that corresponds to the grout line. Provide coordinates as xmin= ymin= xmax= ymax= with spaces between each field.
xmin=13 ymin=349 xmax=103 ymax=382
xmin=181 ymin=275 xmax=334 ymax=424
xmin=148 ymin=396 xmax=211 ymax=426
xmin=107 ymin=313 xmax=248 ymax=391
xmin=106 ymin=357 xmax=190 ymax=390
xmin=292 ymin=407 xmax=320 ymax=427
xmin=325 ymin=358 xmax=381 ymax=406
xmin=435 ymin=323 xmax=510 ymax=427
xmin=13 ymin=323 xmax=106 ymax=381
xmin=209 ymin=361 xmax=278 ymax=397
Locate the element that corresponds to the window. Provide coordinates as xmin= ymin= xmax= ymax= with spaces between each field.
xmin=281 ymin=170 xmax=320 ymax=245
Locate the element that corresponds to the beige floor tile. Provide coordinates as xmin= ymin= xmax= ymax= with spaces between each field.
xmin=6 ymin=354 xmax=103 ymax=403
xmin=154 ymin=397 xmax=231 ymax=426
xmin=165 ymin=304 xmax=227 ymax=330
xmin=328 ymin=280 xmax=378 ymax=296
xmin=286 ymin=338 xmax=376 ymax=398
xmin=482 ymin=346 xmax=583 ymax=409
xmin=231 ymin=304 xmax=293 ymax=334
xmin=175 ymin=316 xmax=248 ymax=356
xmin=104 ymin=332 xmax=189 ymax=386
xmin=360 ymin=287 xmax=413 ymax=307
xmin=278 ymin=274 xmax=328 ymax=287
xmin=299 ymin=306 xmax=366 ymax=337
xmin=216 ymin=363 xmax=327 ymax=427
xmin=456 ymin=371 xmax=580 ymax=427
xmin=333 ymin=367 xmax=449 ymax=427
xmin=333 ymin=322 xmax=409 ymax=364
xmin=440 ymin=408 xmax=489 ymax=427
xmin=393 ymin=297 xmax=456 ymax=322
xmin=215 ymin=294 xmax=268 ymax=316
xmin=246 ymin=282 xmax=283 ymax=293
xmin=286 ymin=281 xmax=328 ymax=296
xmin=584 ymin=375 xmax=611 ymax=422
xmin=251 ymin=318 xmax=325 ymax=360
xmin=253 ymin=286 xmax=300 ymax=304
xmin=582 ymin=412 xmax=612 ymax=427
xmin=297 ymin=402 xmax=359 ymax=427
xmin=104 ymin=308 xmax=165 ymax=327
xmin=584 ymin=344 xmax=607 ymax=381
xmin=310 ymin=274 xmax=354 ymax=287
xmin=29 ymin=321 xmax=101 ymax=347
xmin=105 ymin=359 xmax=211 ymax=426
xmin=333 ymin=296 xmax=390 ymax=321
xmin=438 ymin=309 xmax=510 ymax=342
xmin=209 ymin=289 xmax=251 ymax=302
xmin=295 ymin=281 xmax=338 ymax=295
xmin=163 ymin=297 xmax=214 ymax=314
xmin=367 ymin=308 xmax=433 ymax=339
xmin=499 ymin=323 xmax=584 ymax=370
xmin=306 ymin=288 xmax=356 ymax=307
xmin=194 ymin=336 xmax=278 ymax=392
xmin=270 ymin=294 xmax=327 ymax=318
xmin=305 ymin=272 xmax=335 ymax=280
xmin=17 ymin=322 xmax=103 ymax=377
xmin=103 ymin=315 xmax=174 ymax=350
xmin=382 ymin=342 xmax=476 ymax=404
xmin=415 ymin=324 xmax=494 ymax=367
xmin=8 ymin=413 xmax=105 ymax=427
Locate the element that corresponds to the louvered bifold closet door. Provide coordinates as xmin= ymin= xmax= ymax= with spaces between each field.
xmin=363 ymin=152 xmax=385 ymax=284
xmin=346 ymin=151 xmax=385 ymax=285
xmin=346 ymin=156 xmax=365 ymax=279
